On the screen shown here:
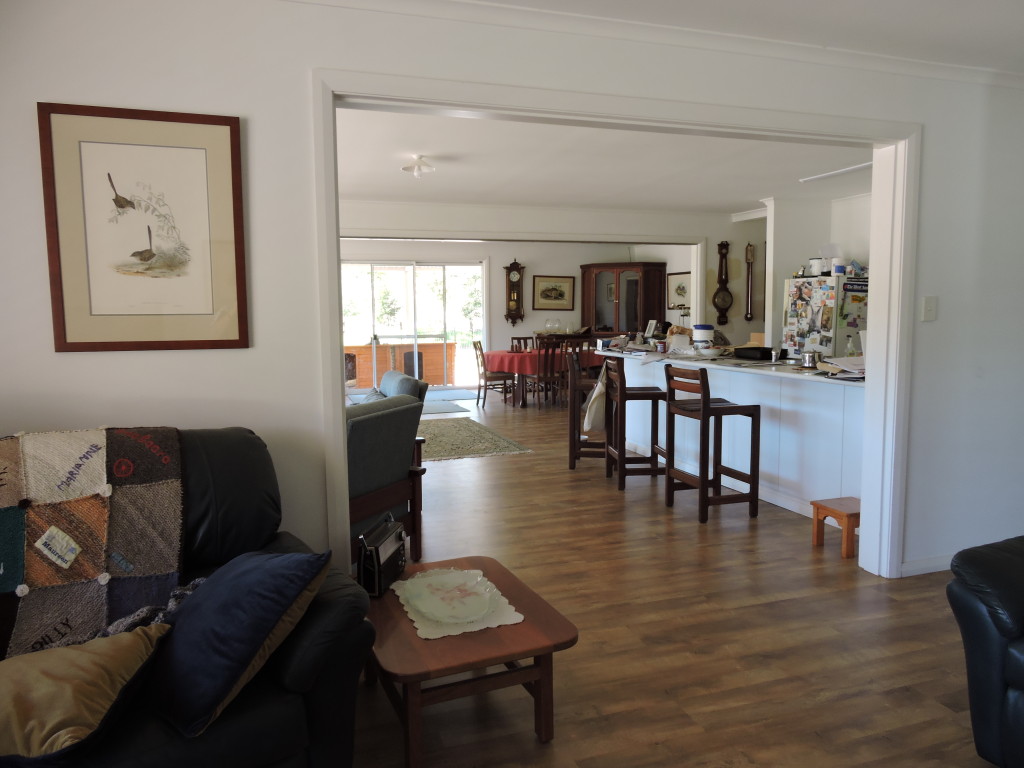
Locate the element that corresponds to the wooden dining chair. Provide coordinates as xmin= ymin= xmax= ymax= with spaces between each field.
xmin=525 ymin=338 xmax=566 ymax=405
xmin=472 ymin=340 xmax=514 ymax=407
xmin=510 ymin=336 xmax=533 ymax=352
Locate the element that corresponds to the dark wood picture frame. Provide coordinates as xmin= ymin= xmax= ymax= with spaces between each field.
xmin=532 ymin=275 xmax=575 ymax=311
xmin=37 ymin=103 xmax=249 ymax=351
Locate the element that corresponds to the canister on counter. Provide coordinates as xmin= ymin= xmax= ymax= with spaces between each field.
xmin=692 ymin=324 xmax=715 ymax=350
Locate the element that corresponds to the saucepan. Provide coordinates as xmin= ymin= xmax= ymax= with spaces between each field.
xmin=800 ymin=351 xmax=821 ymax=368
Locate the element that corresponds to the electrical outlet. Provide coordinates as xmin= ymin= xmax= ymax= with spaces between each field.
xmin=920 ymin=295 xmax=938 ymax=322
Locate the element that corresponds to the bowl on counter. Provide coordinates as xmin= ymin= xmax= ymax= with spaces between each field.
xmin=694 ymin=347 xmax=725 ymax=358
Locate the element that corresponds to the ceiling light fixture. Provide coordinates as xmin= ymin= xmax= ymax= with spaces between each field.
xmin=401 ymin=154 xmax=435 ymax=179
xmin=798 ymin=161 xmax=872 ymax=183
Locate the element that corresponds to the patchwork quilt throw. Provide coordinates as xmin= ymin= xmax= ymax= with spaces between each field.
xmin=0 ymin=427 xmax=183 ymax=658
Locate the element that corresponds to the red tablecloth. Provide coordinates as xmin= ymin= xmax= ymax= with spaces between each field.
xmin=484 ymin=349 xmax=602 ymax=406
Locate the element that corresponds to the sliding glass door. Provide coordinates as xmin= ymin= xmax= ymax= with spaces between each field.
xmin=341 ymin=262 xmax=482 ymax=390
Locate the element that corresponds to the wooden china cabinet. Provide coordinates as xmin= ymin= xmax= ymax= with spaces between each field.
xmin=580 ymin=262 xmax=666 ymax=336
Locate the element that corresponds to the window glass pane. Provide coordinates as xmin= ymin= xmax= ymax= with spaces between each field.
xmin=341 ymin=261 xmax=483 ymax=390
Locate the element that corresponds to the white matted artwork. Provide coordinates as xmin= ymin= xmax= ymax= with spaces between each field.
xmin=80 ymin=141 xmax=214 ymax=316
xmin=667 ymin=271 xmax=691 ymax=309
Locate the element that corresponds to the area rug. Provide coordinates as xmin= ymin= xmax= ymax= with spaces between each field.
xmin=347 ymin=396 xmax=467 ymax=414
xmin=425 ymin=389 xmax=478 ymax=401
xmin=416 ymin=418 xmax=531 ymax=461
xmin=423 ymin=401 xmax=469 ymax=415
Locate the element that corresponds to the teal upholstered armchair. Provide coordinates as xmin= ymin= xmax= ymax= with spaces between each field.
xmin=361 ymin=369 xmax=429 ymax=402
xmin=345 ymin=393 xmax=426 ymax=562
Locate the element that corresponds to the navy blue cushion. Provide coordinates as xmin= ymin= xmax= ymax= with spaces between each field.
xmin=151 ymin=551 xmax=330 ymax=737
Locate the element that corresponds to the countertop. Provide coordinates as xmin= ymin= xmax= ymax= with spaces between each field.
xmin=596 ymin=349 xmax=865 ymax=387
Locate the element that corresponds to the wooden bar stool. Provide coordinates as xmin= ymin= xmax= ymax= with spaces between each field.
xmin=568 ymin=352 xmax=605 ymax=469
xmin=604 ymin=356 xmax=665 ymax=490
xmin=663 ymin=365 xmax=760 ymax=522
xmin=810 ymin=497 xmax=861 ymax=558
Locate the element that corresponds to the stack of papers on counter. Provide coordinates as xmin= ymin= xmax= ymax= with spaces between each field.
xmin=822 ymin=355 xmax=865 ymax=380
xmin=621 ymin=343 xmax=654 ymax=357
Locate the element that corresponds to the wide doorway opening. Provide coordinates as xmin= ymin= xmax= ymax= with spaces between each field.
xmin=314 ymin=70 xmax=917 ymax=577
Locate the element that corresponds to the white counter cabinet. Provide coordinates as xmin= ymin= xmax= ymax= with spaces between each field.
xmin=609 ymin=354 xmax=864 ymax=516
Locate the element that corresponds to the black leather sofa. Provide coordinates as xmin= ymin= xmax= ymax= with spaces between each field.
xmin=947 ymin=535 xmax=1024 ymax=767
xmin=75 ymin=427 xmax=375 ymax=768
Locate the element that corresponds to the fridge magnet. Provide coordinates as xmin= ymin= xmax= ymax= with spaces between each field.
xmin=37 ymin=103 xmax=248 ymax=351
xmin=821 ymin=306 xmax=834 ymax=333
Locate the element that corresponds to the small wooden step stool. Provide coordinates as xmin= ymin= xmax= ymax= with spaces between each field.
xmin=810 ymin=497 xmax=861 ymax=559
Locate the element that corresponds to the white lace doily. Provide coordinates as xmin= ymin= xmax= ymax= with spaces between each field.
xmin=392 ymin=568 xmax=524 ymax=639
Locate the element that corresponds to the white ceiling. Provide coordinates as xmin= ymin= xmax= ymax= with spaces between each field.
xmin=336 ymin=107 xmax=873 ymax=214
xmin=331 ymin=0 xmax=1024 ymax=216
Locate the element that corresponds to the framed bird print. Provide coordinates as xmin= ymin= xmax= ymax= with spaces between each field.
xmin=667 ymin=271 xmax=691 ymax=310
xmin=37 ymin=103 xmax=248 ymax=351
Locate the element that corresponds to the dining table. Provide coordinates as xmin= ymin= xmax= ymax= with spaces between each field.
xmin=484 ymin=348 xmax=602 ymax=407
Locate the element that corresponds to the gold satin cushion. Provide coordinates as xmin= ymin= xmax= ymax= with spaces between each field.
xmin=0 ymin=623 xmax=170 ymax=758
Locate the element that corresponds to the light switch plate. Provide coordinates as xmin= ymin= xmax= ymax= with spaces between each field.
xmin=920 ymin=295 xmax=938 ymax=322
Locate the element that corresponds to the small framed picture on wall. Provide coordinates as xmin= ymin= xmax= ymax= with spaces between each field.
xmin=667 ymin=271 xmax=691 ymax=310
xmin=532 ymin=275 xmax=575 ymax=311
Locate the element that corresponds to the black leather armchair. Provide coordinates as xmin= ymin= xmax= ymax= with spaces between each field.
xmin=78 ymin=427 xmax=375 ymax=768
xmin=947 ymin=535 xmax=1024 ymax=767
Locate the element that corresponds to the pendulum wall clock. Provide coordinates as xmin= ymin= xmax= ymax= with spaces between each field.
xmin=504 ymin=261 xmax=525 ymax=326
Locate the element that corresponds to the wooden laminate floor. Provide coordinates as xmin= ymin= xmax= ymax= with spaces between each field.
xmin=352 ymin=398 xmax=983 ymax=768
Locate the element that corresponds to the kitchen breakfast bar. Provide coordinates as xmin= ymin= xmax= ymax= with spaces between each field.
xmin=600 ymin=352 xmax=864 ymax=518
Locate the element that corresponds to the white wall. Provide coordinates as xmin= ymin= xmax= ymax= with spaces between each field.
xmin=831 ymin=194 xmax=872 ymax=266
xmin=763 ymin=199 xmax=833 ymax=348
xmin=707 ymin=218 xmax=769 ymax=345
xmin=3 ymin=0 xmax=1023 ymax=571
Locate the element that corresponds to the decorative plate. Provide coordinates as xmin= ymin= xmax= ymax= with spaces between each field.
xmin=399 ymin=569 xmax=497 ymax=624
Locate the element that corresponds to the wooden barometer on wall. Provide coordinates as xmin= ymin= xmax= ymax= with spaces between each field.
xmin=712 ymin=241 xmax=733 ymax=326
xmin=504 ymin=261 xmax=525 ymax=326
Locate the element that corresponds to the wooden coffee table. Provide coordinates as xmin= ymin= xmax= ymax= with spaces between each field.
xmin=366 ymin=556 xmax=579 ymax=768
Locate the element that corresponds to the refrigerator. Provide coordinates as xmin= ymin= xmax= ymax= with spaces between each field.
xmin=781 ymin=276 xmax=868 ymax=357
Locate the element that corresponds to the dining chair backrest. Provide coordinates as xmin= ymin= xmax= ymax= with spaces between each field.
xmin=664 ymin=365 xmax=712 ymax=410
xmin=561 ymin=337 xmax=585 ymax=356
xmin=472 ymin=340 xmax=488 ymax=375
xmin=604 ymin=355 xmax=626 ymax=404
xmin=511 ymin=336 xmax=533 ymax=352
xmin=567 ymin=350 xmax=584 ymax=382
xmin=536 ymin=338 xmax=563 ymax=378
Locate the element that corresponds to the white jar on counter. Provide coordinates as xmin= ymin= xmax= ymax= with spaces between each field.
xmin=692 ymin=324 xmax=714 ymax=350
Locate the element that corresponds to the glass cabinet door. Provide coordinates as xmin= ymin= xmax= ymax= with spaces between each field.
xmin=593 ymin=269 xmax=616 ymax=331
xmin=618 ymin=270 xmax=639 ymax=331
